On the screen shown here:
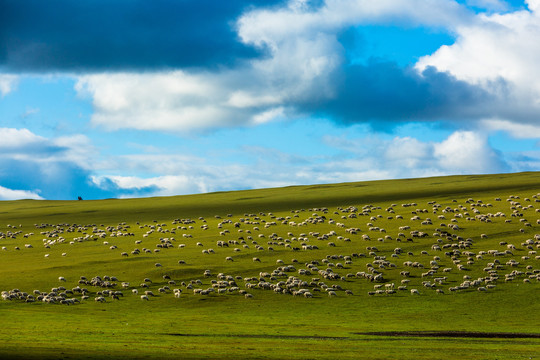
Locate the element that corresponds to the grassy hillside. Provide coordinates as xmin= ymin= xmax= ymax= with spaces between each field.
xmin=0 ymin=172 xmax=539 ymax=359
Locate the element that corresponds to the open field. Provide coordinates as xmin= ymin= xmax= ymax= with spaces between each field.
xmin=1 ymin=172 xmax=539 ymax=359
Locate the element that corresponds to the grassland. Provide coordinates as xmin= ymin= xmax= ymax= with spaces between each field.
xmin=0 ymin=172 xmax=539 ymax=359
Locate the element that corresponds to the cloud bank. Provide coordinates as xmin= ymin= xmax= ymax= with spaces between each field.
xmin=0 ymin=126 xmax=522 ymax=200
xmin=92 ymin=130 xmax=513 ymax=198
xmin=68 ymin=0 xmax=540 ymax=134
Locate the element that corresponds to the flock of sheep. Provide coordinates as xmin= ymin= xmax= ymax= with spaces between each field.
xmin=1 ymin=193 xmax=539 ymax=305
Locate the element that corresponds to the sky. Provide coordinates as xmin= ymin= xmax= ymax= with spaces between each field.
xmin=1 ymin=0 xmax=540 ymax=200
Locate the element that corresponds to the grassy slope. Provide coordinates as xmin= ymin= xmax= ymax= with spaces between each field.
xmin=0 ymin=172 xmax=539 ymax=359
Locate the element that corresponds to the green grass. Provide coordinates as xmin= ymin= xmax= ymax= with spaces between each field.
xmin=0 ymin=172 xmax=539 ymax=359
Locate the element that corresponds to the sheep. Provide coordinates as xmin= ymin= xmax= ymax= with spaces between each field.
xmin=410 ymin=289 xmax=419 ymax=295
xmin=140 ymin=295 xmax=149 ymax=301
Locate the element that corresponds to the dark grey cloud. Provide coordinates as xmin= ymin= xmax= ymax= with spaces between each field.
xmin=299 ymin=59 xmax=502 ymax=129
xmin=0 ymin=0 xmax=282 ymax=72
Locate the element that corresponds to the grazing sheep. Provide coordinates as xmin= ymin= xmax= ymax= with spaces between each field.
xmin=140 ymin=295 xmax=149 ymax=301
xmin=410 ymin=289 xmax=419 ymax=295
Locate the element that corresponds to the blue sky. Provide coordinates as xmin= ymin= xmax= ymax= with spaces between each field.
xmin=1 ymin=0 xmax=540 ymax=200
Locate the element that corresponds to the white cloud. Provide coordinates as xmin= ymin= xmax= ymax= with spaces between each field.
xmin=0 ymin=127 xmax=105 ymax=200
xmin=252 ymin=107 xmax=285 ymax=125
xmin=92 ymin=175 xmax=207 ymax=198
xmin=433 ymin=131 xmax=505 ymax=173
xmin=481 ymin=118 xmax=540 ymax=138
xmin=52 ymin=134 xmax=96 ymax=169
xmin=0 ymin=74 xmax=18 ymax=96
xmin=73 ymin=0 xmax=473 ymax=134
xmin=506 ymin=150 xmax=540 ymax=172
xmin=237 ymin=0 xmax=469 ymax=48
xmin=527 ymin=0 xmax=540 ymax=12
xmin=0 ymin=128 xmax=95 ymax=168
xmin=75 ymin=71 xmax=234 ymax=132
xmin=384 ymin=136 xmax=434 ymax=168
xmin=87 ymin=129 xmax=510 ymax=199
xmin=416 ymin=3 xmax=540 ymax=119
xmin=0 ymin=185 xmax=43 ymax=200
xmin=0 ymin=128 xmax=46 ymax=148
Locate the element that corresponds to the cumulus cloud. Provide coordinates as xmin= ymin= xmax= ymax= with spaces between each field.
xmin=324 ymin=129 xmax=509 ymax=178
xmin=71 ymin=0 xmax=540 ymax=135
xmin=76 ymin=71 xmax=267 ymax=132
xmin=0 ymin=126 xmax=516 ymax=200
xmin=481 ymin=118 xmax=540 ymax=138
xmin=5 ymin=0 xmax=540 ymax=135
xmin=416 ymin=1 xmax=540 ymax=123
xmin=0 ymin=185 xmax=43 ymax=200
xmin=433 ymin=131 xmax=507 ymax=173
xmin=87 ymin=129 xmax=511 ymax=198
xmin=0 ymin=74 xmax=18 ymax=96
xmin=0 ymin=128 xmax=46 ymax=148
xmin=73 ymin=0 xmax=479 ymax=133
